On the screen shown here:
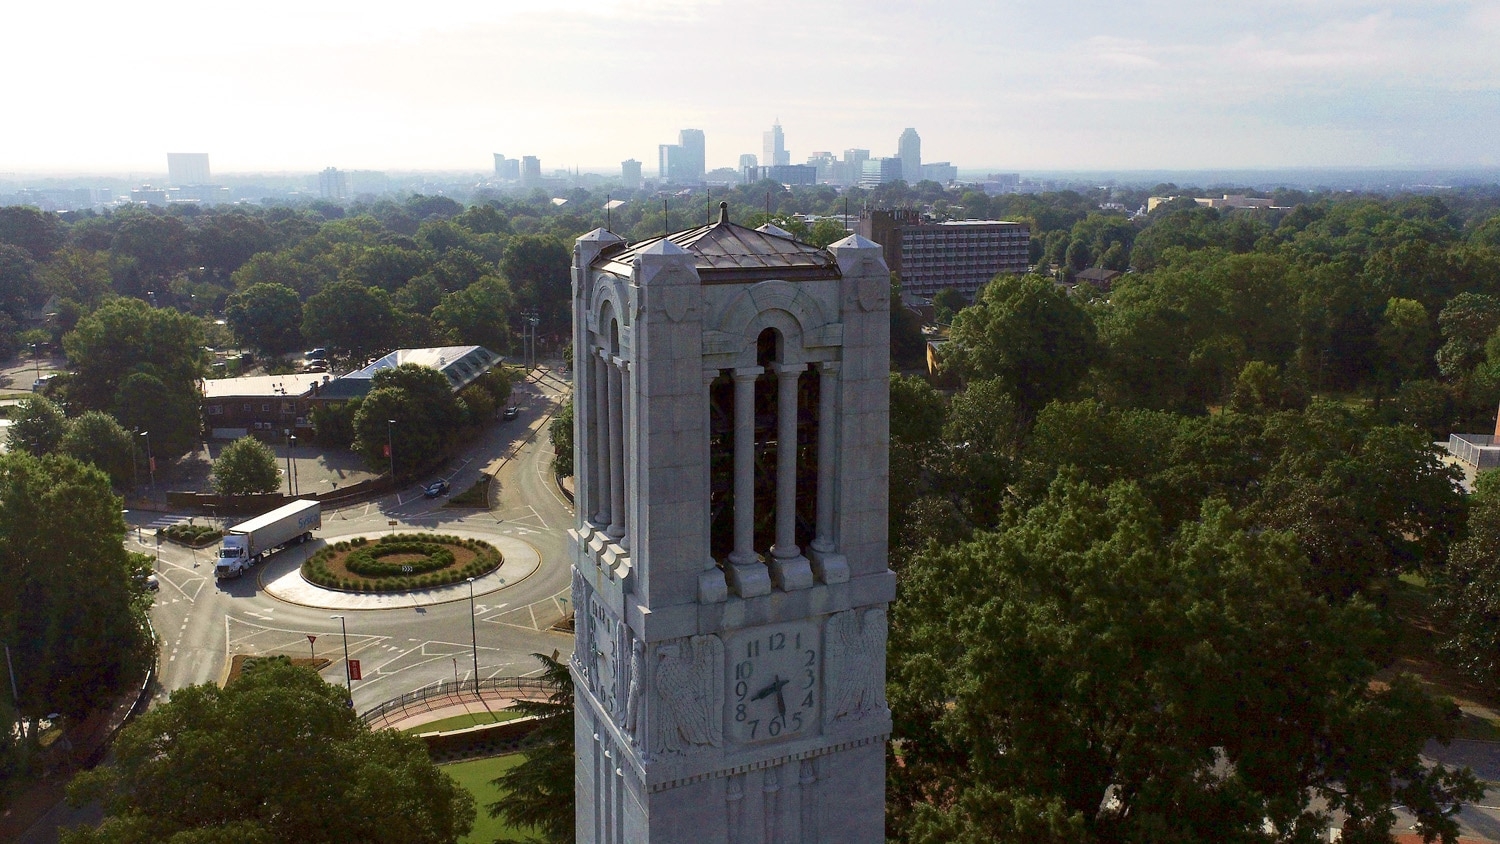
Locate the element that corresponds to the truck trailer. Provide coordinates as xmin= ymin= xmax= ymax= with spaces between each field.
xmin=216 ymin=499 xmax=322 ymax=579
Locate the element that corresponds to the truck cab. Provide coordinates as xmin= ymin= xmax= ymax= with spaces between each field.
xmin=216 ymin=535 xmax=253 ymax=578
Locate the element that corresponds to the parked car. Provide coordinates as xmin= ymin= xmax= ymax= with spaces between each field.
xmin=502 ymin=406 xmax=520 ymax=420
xmin=424 ymin=479 xmax=450 ymax=498
xmin=304 ymin=347 xmax=328 ymax=361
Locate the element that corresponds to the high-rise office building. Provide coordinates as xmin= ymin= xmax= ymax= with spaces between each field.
xmin=763 ymin=121 xmax=789 ymax=167
xmin=621 ymin=159 xmax=642 ymax=189
xmin=494 ymin=154 xmax=521 ymax=180
xmin=520 ymin=156 xmax=541 ymax=188
xmin=898 ymin=128 xmax=920 ymax=184
xmin=319 ymin=167 xmax=347 ymax=201
xmin=167 ymin=153 xmax=211 ymax=186
xmin=841 ymin=149 xmax=870 ymax=187
xmin=679 ymin=129 xmax=705 ymax=180
xmin=859 ymin=157 xmax=903 ymax=188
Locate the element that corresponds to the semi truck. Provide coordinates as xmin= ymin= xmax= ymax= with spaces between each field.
xmin=216 ymin=499 xmax=322 ymax=579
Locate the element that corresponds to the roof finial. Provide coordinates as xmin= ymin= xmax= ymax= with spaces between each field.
xmin=718 ymin=201 xmax=729 ymax=225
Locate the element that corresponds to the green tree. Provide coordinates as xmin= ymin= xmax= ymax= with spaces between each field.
xmin=0 ymin=243 xmax=41 ymax=322
xmin=38 ymin=246 xmax=113 ymax=306
xmin=489 ymin=653 xmax=574 ymax=844
xmin=944 ymin=273 xmax=1096 ymax=414
xmin=62 ymin=298 xmax=207 ymax=417
xmin=0 ymin=206 xmax=65 ymax=260
xmin=59 ymin=412 xmax=137 ymax=489
xmin=548 ymin=397 xmax=573 ymax=477
xmin=0 ymin=452 xmax=149 ymax=725
xmin=212 ymin=437 xmax=282 ymax=495
xmin=113 ymin=370 xmax=202 ymax=462
xmin=352 ymin=364 xmax=464 ymax=477
xmin=1438 ymin=471 xmax=1500 ymax=693
xmin=889 ymin=476 xmax=1482 ymax=843
xmin=224 ymin=282 xmax=304 ymax=355
xmin=432 ymin=275 xmax=514 ymax=353
xmin=6 ymin=394 xmax=66 ymax=456
xmin=501 ymin=234 xmax=570 ymax=332
xmin=302 ymin=279 xmax=397 ymax=359
xmin=65 ymin=660 xmax=474 ymax=844
xmin=1437 ymin=292 xmax=1500 ymax=377
xmin=1378 ymin=296 xmax=1433 ymax=388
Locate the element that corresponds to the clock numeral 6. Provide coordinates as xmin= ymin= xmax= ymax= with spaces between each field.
xmin=769 ymin=715 xmax=783 ymax=737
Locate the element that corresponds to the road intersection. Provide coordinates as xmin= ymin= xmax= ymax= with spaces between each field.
xmin=132 ymin=367 xmax=576 ymax=714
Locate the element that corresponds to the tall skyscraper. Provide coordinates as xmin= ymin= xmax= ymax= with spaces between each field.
xmin=897 ymin=128 xmax=921 ymax=184
xmin=763 ymin=121 xmax=789 ymax=167
xmin=520 ymin=156 xmax=541 ymax=188
xmin=621 ymin=159 xmax=642 ymax=189
xmin=679 ymin=129 xmax=705 ymax=180
xmin=494 ymin=154 xmax=521 ymax=180
xmin=569 ymin=204 xmax=893 ymax=842
xmin=167 ymin=153 xmax=211 ymax=186
xmin=738 ymin=153 xmax=758 ymax=184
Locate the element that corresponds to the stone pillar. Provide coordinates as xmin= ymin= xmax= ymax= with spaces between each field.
xmin=809 ymin=361 xmax=848 ymax=584
xmin=698 ymin=369 xmax=729 ymax=603
xmin=727 ymin=366 xmax=770 ymax=596
xmin=770 ymin=363 xmax=812 ymax=590
xmin=592 ymin=349 xmax=611 ymax=528
xmin=619 ymin=360 xmax=632 ymax=551
xmin=607 ymin=356 xmax=626 ymax=540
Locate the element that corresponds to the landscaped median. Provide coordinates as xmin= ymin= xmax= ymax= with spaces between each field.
xmin=301 ymin=533 xmax=502 ymax=592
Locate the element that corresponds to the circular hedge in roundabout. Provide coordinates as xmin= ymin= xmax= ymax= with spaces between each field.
xmin=301 ymin=533 xmax=502 ymax=592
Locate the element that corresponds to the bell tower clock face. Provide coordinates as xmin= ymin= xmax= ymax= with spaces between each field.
xmin=725 ymin=620 xmax=820 ymax=744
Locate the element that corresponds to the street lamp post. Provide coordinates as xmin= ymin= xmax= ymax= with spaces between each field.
xmin=387 ymin=419 xmax=397 ymax=484
xmin=467 ymin=577 xmax=479 ymax=695
xmin=289 ymin=435 xmax=298 ymax=497
xmin=330 ymin=615 xmax=352 ymax=700
xmin=284 ymin=430 xmax=293 ymax=496
xmin=139 ymin=431 xmax=154 ymax=490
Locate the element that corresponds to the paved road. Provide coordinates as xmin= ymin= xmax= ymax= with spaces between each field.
xmin=137 ymin=366 xmax=576 ymax=714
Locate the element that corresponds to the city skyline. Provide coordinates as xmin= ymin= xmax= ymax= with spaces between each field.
xmin=4 ymin=0 xmax=1498 ymax=174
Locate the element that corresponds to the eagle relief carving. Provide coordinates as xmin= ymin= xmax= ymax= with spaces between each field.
xmin=651 ymin=634 xmax=724 ymax=757
xmin=824 ymin=607 xmax=888 ymax=727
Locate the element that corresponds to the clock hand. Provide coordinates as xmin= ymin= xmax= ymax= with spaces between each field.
xmin=774 ymin=681 xmax=787 ymax=717
xmin=751 ymin=679 xmax=779 ymax=702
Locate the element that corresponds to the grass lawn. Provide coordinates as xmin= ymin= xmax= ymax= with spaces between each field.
xmin=444 ymin=753 xmax=537 ymax=843
xmin=406 ymin=709 xmax=526 ymax=734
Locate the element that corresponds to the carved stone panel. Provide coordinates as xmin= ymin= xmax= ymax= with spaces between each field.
xmin=650 ymin=634 xmax=724 ymax=757
xmin=822 ymin=608 xmax=888 ymax=727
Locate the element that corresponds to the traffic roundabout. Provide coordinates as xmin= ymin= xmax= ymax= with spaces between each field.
xmin=257 ymin=528 xmax=542 ymax=611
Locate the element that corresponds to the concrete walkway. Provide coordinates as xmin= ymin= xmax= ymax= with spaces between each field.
xmin=259 ymin=532 xmax=542 ymax=611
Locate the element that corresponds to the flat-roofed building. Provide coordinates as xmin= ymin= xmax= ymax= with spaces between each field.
xmin=858 ymin=209 xmax=1030 ymax=299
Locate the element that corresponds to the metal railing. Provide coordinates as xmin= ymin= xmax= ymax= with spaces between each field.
xmin=358 ymin=676 xmax=552 ymax=726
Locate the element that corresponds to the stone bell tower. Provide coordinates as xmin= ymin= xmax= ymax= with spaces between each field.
xmin=569 ymin=203 xmax=893 ymax=843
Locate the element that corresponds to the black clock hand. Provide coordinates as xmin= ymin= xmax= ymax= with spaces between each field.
xmin=751 ymin=679 xmax=779 ymax=701
xmin=774 ymin=680 xmax=787 ymax=717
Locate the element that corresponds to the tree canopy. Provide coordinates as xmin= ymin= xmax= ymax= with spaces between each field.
xmin=889 ymin=476 xmax=1482 ymax=843
xmin=211 ymin=436 xmax=282 ymax=495
xmin=65 ymin=659 xmax=475 ymax=844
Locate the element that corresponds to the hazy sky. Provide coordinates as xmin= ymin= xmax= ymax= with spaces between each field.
xmin=4 ymin=0 xmax=1498 ymax=175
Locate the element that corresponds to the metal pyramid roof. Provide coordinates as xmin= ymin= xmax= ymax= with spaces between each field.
xmin=593 ymin=203 xmax=840 ymax=283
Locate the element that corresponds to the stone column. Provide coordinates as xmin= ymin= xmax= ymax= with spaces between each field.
xmin=809 ymin=361 xmax=848 ymax=584
xmin=698 ymin=369 xmax=729 ymax=603
xmin=607 ymin=356 xmax=626 ymax=540
xmin=726 ymin=367 xmax=770 ymax=596
xmin=592 ymin=349 xmax=611 ymax=528
xmin=619 ymin=359 xmax=632 ymax=551
xmin=770 ymin=363 xmax=812 ymax=590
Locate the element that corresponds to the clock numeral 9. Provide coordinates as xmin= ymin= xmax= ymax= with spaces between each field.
xmin=735 ymin=680 xmax=747 ymax=700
